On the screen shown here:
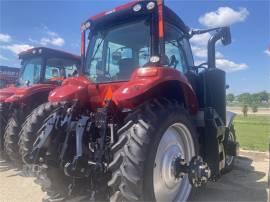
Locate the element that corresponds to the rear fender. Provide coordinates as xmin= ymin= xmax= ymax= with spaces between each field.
xmin=4 ymin=84 xmax=56 ymax=104
xmin=48 ymin=76 xmax=90 ymax=104
xmin=112 ymin=67 xmax=199 ymax=114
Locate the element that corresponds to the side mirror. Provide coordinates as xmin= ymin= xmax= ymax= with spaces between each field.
xmin=112 ymin=52 xmax=122 ymax=65
xmin=221 ymin=27 xmax=231 ymax=46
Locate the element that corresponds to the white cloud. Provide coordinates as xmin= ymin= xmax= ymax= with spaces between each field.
xmin=190 ymin=32 xmax=223 ymax=59
xmin=0 ymin=54 xmax=8 ymax=61
xmin=0 ymin=33 xmax=11 ymax=43
xmin=1 ymin=44 xmax=34 ymax=54
xmin=40 ymin=37 xmax=65 ymax=47
xmin=191 ymin=46 xmax=223 ymax=59
xmin=47 ymin=31 xmax=58 ymax=37
xmin=264 ymin=49 xmax=270 ymax=56
xmin=30 ymin=26 xmax=65 ymax=47
xmin=199 ymin=7 xmax=249 ymax=27
xmin=190 ymin=33 xmax=212 ymax=47
xmin=216 ymin=58 xmax=248 ymax=72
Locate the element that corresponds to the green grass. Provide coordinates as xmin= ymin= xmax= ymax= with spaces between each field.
xmin=234 ymin=115 xmax=270 ymax=152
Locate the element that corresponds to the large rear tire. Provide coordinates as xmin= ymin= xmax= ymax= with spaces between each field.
xmin=108 ymin=99 xmax=198 ymax=202
xmin=0 ymin=108 xmax=9 ymax=159
xmin=19 ymin=102 xmax=61 ymax=164
xmin=4 ymin=111 xmax=25 ymax=166
xmin=19 ymin=102 xmax=69 ymax=201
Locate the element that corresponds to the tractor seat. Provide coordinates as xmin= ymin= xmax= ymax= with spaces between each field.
xmin=117 ymin=58 xmax=137 ymax=80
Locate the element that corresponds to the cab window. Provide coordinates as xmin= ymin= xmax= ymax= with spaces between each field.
xmin=20 ymin=57 xmax=42 ymax=85
xmin=164 ymin=24 xmax=188 ymax=73
xmin=45 ymin=58 xmax=78 ymax=81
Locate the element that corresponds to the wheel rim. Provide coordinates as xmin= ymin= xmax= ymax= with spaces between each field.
xmin=153 ymin=123 xmax=195 ymax=202
xmin=225 ymin=131 xmax=235 ymax=166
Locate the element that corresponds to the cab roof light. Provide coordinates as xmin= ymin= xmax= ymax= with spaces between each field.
xmin=147 ymin=2 xmax=155 ymax=10
xmin=133 ymin=4 xmax=142 ymax=12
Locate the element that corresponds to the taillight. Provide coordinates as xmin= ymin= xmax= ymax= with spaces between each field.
xmin=137 ymin=68 xmax=158 ymax=77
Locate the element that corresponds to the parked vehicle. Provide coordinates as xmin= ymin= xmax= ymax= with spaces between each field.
xmin=0 ymin=66 xmax=20 ymax=88
xmin=0 ymin=47 xmax=80 ymax=164
xmin=19 ymin=1 xmax=239 ymax=201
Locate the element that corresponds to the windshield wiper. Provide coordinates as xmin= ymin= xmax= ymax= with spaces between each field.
xmin=90 ymin=38 xmax=104 ymax=62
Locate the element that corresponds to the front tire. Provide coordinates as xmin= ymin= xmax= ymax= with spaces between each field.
xmin=222 ymin=124 xmax=236 ymax=174
xmin=108 ymin=99 xmax=198 ymax=202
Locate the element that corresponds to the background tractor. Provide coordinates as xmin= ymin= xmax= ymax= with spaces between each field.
xmin=0 ymin=66 xmax=20 ymax=88
xmin=19 ymin=1 xmax=239 ymax=201
xmin=0 ymin=47 xmax=80 ymax=164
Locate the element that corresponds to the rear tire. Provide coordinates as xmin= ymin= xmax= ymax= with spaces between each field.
xmin=19 ymin=102 xmax=61 ymax=164
xmin=4 ymin=111 xmax=24 ymax=166
xmin=0 ymin=109 xmax=9 ymax=159
xmin=37 ymin=166 xmax=69 ymax=202
xmin=108 ymin=99 xmax=198 ymax=202
xmin=19 ymin=102 xmax=69 ymax=201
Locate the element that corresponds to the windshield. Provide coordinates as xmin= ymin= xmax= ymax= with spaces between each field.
xmin=85 ymin=19 xmax=151 ymax=83
xmin=19 ymin=57 xmax=79 ymax=86
xmin=19 ymin=57 xmax=42 ymax=86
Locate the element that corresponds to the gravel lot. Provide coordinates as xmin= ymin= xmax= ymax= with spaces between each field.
xmin=0 ymin=150 xmax=269 ymax=202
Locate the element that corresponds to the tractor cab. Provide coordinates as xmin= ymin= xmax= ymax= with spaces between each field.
xmin=82 ymin=1 xmax=192 ymax=83
xmin=0 ymin=47 xmax=80 ymax=103
xmin=18 ymin=47 xmax=80 ymax=86
xmin=66 ymin=0 xmax=199 ymax=109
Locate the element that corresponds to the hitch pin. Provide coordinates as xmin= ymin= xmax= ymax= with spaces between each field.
xmin=109 ymin=123 xmax=114 ymax=145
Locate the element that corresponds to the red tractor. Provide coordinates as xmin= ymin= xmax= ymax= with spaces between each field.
xmin=19 ymin=1 xmax=239 ymax=201
xmin=0 ymin=66 xmax=20 ymax=88
xmin=0 ymin=47 xmax=80 ymax=164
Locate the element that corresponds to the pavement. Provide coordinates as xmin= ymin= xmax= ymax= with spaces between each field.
xmin=0 ymin=150 xmax=269 ymax=202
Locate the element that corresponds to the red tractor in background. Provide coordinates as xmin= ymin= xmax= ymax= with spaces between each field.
xmin=19 ymin=1 xmax=239 ymax=201
xmin=0 ymin=66 xmax=20 ymax=88
xmin=0 ymin=47 xmax=80 ymax=164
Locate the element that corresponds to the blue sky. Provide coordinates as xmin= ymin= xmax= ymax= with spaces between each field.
xmin=0 ymin=0 xmax=269 ymax=94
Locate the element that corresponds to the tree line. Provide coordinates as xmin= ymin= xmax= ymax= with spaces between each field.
xmin=226 ymin=91 xmax=269 ymax=116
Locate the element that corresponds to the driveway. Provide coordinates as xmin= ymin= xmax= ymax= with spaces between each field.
xmin=0 ymin=150 xmax=269 ymax=202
